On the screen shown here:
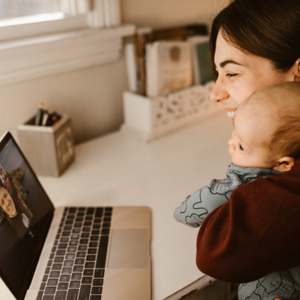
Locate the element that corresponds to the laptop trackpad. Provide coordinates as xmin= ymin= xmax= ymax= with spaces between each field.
xmin=107 ymin=230 xmax=149 ymax=268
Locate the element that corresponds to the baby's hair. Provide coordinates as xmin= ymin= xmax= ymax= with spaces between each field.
xmin=245 ymin=82 xmax=300 ymax=161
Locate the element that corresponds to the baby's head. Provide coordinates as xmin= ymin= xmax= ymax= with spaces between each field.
xmin=228 ymin=82 xmax=300 ymax=171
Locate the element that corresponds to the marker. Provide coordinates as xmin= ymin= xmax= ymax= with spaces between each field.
xmin=35 ymin=102 xmax=44 ymax=126
xmin=41 ymin=110 xmax=49 ymax=126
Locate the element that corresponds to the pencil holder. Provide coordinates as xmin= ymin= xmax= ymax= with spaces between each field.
xmin=17 ymin=114 xmax=75 ymax=177
xmin=121 ymin=82 xmax=222 ymax=142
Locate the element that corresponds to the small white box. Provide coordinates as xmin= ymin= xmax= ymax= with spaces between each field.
xmin=17 ymin=114 xmax=75 ymax=177
xmin=121 ymin=82 xmax=222 ymax=142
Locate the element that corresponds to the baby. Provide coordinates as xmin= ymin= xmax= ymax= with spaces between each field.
xmin=174 ymin=81 xmax=300 ymax=300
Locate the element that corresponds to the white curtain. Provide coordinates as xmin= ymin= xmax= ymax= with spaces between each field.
xmin=61 ymin=0 xmax=92 ymax=16
xmin=61 ymin=0 xmax=121 ymax=28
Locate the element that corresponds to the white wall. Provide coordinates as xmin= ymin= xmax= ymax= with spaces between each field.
xmin=121 ymin=0 xmax=228 ymax=29
xmin=0 ymin=59 xmax=129 ymax=144
xmin=0 ymin=0 xmax=227 ymax=144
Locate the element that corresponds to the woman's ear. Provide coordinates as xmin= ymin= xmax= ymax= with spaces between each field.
xmin=273 ymin=156 xmax=295 ymax=172
xmin=294 ymin=58 xmax=300 ymax=82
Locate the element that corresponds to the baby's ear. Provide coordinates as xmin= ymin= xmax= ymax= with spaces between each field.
xmin=273 ymin=156 xmax=295 ymax=172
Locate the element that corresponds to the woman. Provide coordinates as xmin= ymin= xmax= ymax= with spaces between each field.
xmin=196 ymin=0 xmax=300 ymax=299
xmin=0 ymin=184 xmax=30 ymax=238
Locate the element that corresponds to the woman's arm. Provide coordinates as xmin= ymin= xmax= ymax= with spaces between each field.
xmin=196 ymin=160 xmax=300 ymax=283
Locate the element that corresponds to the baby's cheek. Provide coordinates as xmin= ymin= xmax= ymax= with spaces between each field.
xmin=232 ymin=155 xmax=242 ymax=166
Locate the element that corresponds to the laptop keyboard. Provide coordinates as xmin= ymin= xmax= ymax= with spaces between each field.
xmin=36 ymin=206 xmax=112 ymax=300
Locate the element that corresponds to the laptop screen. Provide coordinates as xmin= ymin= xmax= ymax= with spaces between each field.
xmin=0 ymin=132 xmax=54 ymax=300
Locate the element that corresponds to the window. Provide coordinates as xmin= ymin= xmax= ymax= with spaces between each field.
xmin=0 ymin=0 xmax=135 ymax=86
xmin=0 ymin=0 xmax=122 ymax=41
xmin=0 ymin=1 xmax=61 ymax=20
xmin=0 ymin=0 xmax=93 ymax=42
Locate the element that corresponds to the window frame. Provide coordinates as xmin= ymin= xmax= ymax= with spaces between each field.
xmin=0 ymin=13 xmax=88 ymax=42
xmin=0 ymin=0 xmax=135 ymax=87
xmin=0 ymin=0 xmax=95 ymax=41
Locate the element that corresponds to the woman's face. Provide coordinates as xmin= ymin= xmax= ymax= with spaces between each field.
xmin=210 ymin=31 xmax=295 ymax=118
xmin=0 ymin=187 xmax=17 ymax=218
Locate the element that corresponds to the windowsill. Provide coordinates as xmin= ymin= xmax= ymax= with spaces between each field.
xmin=0 ymin=24 xmax=136 ymax=86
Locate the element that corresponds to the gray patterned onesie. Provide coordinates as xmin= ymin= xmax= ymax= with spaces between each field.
xmin=174 ymin=163 xmax=300 ymax=300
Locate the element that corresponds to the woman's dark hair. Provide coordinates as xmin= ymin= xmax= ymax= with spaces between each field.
xmin=210 ymin=0 xmax=300 ymax=79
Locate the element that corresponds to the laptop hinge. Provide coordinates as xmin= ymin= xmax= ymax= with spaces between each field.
xmin=24 ymin=289 xmax=39 ymax=300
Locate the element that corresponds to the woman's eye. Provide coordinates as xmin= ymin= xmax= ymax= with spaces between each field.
xmin=239 ymin=144 xmax=244 ymax=151
xmin=226 ymin=73 xmax=237 ymax=78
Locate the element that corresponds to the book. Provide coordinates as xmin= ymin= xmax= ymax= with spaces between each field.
xmin=133 ymin=24 xmax=207 ymax=96
xmin=135 ymin=27 xmax=153 ymax=95
xmin=151 ymin=24 xmax=207 ymax=42
xmin=188 ymin=35 xmax=214 ymax=85
xmin=146 ymin=41 xmax=193 ymax=97
xmin=125 ymin=43 xmax=143 ymax=94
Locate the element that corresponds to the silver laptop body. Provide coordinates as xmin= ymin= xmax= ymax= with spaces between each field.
xmin=0 ymin=132 xmax=151 ymax=300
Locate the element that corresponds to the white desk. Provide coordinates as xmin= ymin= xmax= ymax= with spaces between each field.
xmin=0 ymin=113 xmax=233 ymax=300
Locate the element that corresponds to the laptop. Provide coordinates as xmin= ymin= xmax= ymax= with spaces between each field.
xmin=0 ymin=132 xmax=151 ymax=300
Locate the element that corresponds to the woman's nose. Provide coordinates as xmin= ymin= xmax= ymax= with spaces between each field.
xmin=210 ymin=78 xmax=230 ymax=103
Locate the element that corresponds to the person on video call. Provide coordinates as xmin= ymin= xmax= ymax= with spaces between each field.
xmin=0 ymin=175 xmax=33 ymax=239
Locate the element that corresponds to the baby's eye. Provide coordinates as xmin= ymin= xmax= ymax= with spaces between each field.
xmin=239 ymin=144 xmax=244 ymax=151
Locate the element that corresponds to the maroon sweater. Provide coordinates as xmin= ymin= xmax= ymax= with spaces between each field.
xmin=196 ymin=158 xmax=300 ymax=283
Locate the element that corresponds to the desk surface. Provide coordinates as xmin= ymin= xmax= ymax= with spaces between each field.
xmin=0 ymin=112 xmax=233 ymax=300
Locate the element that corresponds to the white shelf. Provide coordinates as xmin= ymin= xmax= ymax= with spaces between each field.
xmin=121 ymin=82 xmax=222 ymax=142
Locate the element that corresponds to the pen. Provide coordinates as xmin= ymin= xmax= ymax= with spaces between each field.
xmin=35 ymin=102 xmax=44 ymax=126
xmin=41 ymin=110 xmax=49 ymax=126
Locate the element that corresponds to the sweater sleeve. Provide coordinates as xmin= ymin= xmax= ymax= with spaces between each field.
xmin=174 ymin=169 xmax=244 ymax=228
xmin=196 ymin=160 xmax=300 ymax=283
